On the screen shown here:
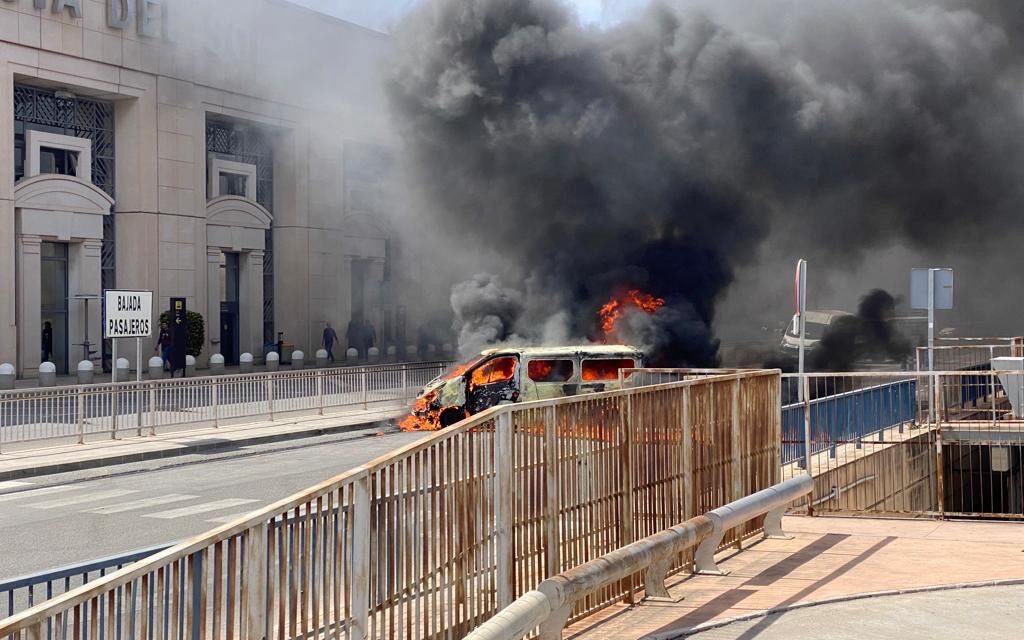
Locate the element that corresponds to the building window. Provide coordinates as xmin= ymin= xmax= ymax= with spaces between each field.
xmin=14 ymin=85 xmax=115 ymax=368
xmin=208 ymin=155 xmax=257 ymax=200
xmin=206 ymin=117 xmax=274 ymax=344
xmin=39 ymin=147 xmax=79 ymax=176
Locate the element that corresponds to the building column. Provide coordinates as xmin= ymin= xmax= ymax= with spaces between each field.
xmin=241 ymin=250 xmax=264 ymax=359
xmin=0 ymin=62 xmax=16 ymax=367
xmin=16 ymin=235 xmax=42 ymax=377
xmin=69 ymin=239 xmax=104 ymax=370
xmin=207 ymin=248 xmax=222 ymax=358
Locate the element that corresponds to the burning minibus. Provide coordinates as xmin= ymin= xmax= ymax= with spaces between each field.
xmin=400 ymin=345 xmax=645 ymax=431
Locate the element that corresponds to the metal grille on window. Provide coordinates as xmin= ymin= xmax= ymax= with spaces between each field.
xmin=14 ymin=85 xmax=116 ymax=368
xmin=206 ymin=119 xmax=275 ymax=345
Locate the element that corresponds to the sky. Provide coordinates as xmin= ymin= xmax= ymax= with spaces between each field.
xmin=285 ymin=0 xmax=621 ymax=32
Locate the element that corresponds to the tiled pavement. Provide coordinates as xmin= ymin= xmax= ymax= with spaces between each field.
xmin=567 ymin=515 xmax=1024 ymax=639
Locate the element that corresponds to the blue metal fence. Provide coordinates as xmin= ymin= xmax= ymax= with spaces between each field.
xmin=782 ymin=379 xmax=918 ymax=464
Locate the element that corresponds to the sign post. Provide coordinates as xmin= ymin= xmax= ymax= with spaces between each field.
xmin=170 ymin=298 xmax=188 ymax=378
xmin=911 ymin=268 xmax=953 ymax=423
xmin=794 ymin=259 xmax=808 ymax=401
xmin=103 ymin=290 xmax=154 ymax=382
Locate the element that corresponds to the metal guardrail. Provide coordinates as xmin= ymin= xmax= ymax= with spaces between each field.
xmin=464 ymin=476 xmax=813 ymax=640
xmin=0 ymin=369 xmax=781 ymax=640
xmin=0 ymin=361 xmax=452 ymax=449
xmin=1 ymin=544 xmax=171 ymax=630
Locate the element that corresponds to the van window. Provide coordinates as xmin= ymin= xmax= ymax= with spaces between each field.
xmin=581 ymin=358 xmax=636 ymax=381
xmin=470 ymin=356 xmax=518 ymax=386
xmin=528 ymin=359 xmax=574 ymax=382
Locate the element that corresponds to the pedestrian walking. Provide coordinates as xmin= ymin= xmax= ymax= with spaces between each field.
xmin=41 ymin=321 xmax=53 ymax=363
xmin=322 ymin=322 xmax=339 ymax=363
xmin=155 ymin=322 xmax=172 ymax=371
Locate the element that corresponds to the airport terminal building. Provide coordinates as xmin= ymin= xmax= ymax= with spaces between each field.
xmin=0 ymin=0 xmax=408 ymax=377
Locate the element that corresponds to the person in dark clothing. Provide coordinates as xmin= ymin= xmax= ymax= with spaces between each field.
xmin=361 ymin=321 xmax=376 ymax=357
xmin=41 ymin=321 xmax=53 ymax=363
xmin=346 ymin=316 xmax=363 ymax=358
xmin=155 ymin=323 xmax=172 ymax=371
xmin=322 ymin=323 xmax=339 ymax=363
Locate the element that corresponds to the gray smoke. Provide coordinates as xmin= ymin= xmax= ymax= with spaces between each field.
xmin=388 ymin=0 xmax=1024 ymax=363
xmin=450 ymin=275 xmax=526 ymax=357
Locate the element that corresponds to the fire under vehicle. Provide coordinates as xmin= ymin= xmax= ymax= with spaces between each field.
xmin=401 ymin=345 xmax=645 ymax=430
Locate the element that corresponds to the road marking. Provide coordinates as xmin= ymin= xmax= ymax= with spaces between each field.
xmin=0 ymin=485 xmax=78 ymax=503
xmin=31 ymin=489 xmax=140 ymax=510
xmin=0 ymin=481 xmax=34 ymax=492
xmin=204 ymin=511 xmax=261 ymax=524
xmin=143 ymin=499 xmax=258 ymax=520
xmin=85 ymin=494 xmax=199 ymax=514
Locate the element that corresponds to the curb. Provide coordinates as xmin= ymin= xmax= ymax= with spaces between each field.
xmin=645 ymin=578 xmax=1024 ymax=639
xmin=0 ymin=411 xmax=404 ymax=482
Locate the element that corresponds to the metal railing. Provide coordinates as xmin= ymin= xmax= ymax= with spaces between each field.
xmin=463 ymin=476 xmax=813 ymax=640
xmin=0 ymin=362 xmax=452 ymax=450
xmin=1 ymin=545 xmax=171 ymax=627
xmin=0 ymin=369 xmax=781 ymax=640
xmin=781 ymin=369 xmax=1024 ymax=518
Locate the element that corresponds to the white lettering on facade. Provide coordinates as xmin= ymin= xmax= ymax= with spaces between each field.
xmin=107 ymin=0 xmax=134 ymax=30
xmin=53 ymin=0 xmax=81 ymax=18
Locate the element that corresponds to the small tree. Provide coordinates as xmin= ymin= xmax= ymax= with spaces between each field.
xmin=159 ymin=310 xmax=205 ymax=357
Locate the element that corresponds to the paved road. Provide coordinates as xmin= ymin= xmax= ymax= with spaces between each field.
xmin=0 ymin=426 xmax=422 ymax=580
xmin=688 ymin=584 xmax=1024 ymax=639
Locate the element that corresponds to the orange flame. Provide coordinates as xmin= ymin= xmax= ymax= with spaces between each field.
xmin=398 ymin=362 xmax=473 ymax=432
xmin=599 ymin=290 xmax=665 ymax=338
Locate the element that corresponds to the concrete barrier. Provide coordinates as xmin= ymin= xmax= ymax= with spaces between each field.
xmin=115 ymin=358 xmax=130 ymax=382
xmin=291 ymin=350 xmax=304 ymax=370
xmin=77 ymin=360 xmax=94 ymax=385
xmin=240 ymin=352 xmax=253 ymax=374
xmin=368 ymin=347 xmax=380 ymax=364
xmin=346 ymin=348 xmax=359 ymax=365
xmin=0 ymin=363 xmax=14 ymax=390
xmin=265 ymin=351 xmax=279 ymax=372
xmin=406 ymin=345 xmax=418 ymax=362
xmin=387 ymin=345 xmax=397 ymax=363
xmin=39 ymin=362 xmax=57 ymax=387
xmin=316 ymin=349 xmax=328 ymax=368
xmin=148 ymin=356 xmax=164 ymax=380
xmin=209 ymin=353 xmax=225 ymax=375
xmin=185 ymin=355 xmax=196 ymax=377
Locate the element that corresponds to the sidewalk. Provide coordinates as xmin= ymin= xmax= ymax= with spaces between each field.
xmin=567 ymin=516 xmax=1024 ymax=639
xmin=0 ymin=404 xmax=407 ymax=481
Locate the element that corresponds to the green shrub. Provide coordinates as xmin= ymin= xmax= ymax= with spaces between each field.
xmin=159 ymin=310 xmax=205 ymax=357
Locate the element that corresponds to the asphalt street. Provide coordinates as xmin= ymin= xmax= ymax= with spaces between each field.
xmin=0 ymin=425 xmax=423 ymax=580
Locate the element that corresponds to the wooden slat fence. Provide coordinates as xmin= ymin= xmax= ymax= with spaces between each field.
xmin=0 ymin=369 xmax=780 ymax=640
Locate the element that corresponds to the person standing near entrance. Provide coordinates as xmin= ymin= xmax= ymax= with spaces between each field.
xmin=41 ymin=321 xmax=53 ymax=363
xmin=155 ymin=322 xmax=172 ymax=371
xmin=322 ymin=322 xmax=339 ymax=363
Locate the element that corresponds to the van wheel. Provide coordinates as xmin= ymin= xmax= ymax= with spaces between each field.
xmin=439 ymin=408 xmax=466 ymax=428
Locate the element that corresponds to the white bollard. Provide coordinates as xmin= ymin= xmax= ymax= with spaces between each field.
xmin=185 ymin=355 xmax=196 ymax=377
xmin=291 ymin=350 xmax=304 ymax=370
xmin=240 ymin=352 xmax=254 ymax=374
xmin=77 ymin=360 xmax=94 ymax=385
xmin=149 ymin=356 xmax=164 ymax=380
xmin=265 ymin=351 xmax=279 ymax=372
xmin=427 ymin=344 xmax=437 ymax=361
xmin=387 ymin=345 xmax=397 ymax=363
xmin=368 ymin=347 xmax=380 ymax=364
xmin=0 ymin=363 xmax=14 ymax=390
xmin=406 ymin=345 xmax=418 ymax=362
xmin=209 ymin=353 xmax=225 ymax=375
xmin=116 ymin=358 xmax=130 ymax=382
xmin=39 ymin=361 xmax=57 ymax=387
xmin=316 ymin=349 xmax=328 ymax=369
xmin=346 ymin=348 xmax=359 ymax=365
xmin=443 ymin=343 xmax=454 ymax=359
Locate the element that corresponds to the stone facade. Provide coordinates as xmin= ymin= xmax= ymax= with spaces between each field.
xmin=0 ymin=0 xmax=404 ymax=376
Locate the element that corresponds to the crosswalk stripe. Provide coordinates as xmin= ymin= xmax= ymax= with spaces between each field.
xmin=0 ymin=481 xmax=34 ymax=492
xmin=0 ymin=485 xmax=78 ymax=503
xmin=204 ymin=511 xmax=260 ymax=524
xmin=143 ymin=499 xmax=258 ymax=520
xmin=31 ymin=489 xmax=139 ymax=510
xmin=85 ymin=494 xmax=199 ymax=515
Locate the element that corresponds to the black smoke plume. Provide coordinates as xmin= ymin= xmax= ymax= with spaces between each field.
xmin=812 ymin=290 xmax=913 ymax=371
xmin=387 ymin=0 xmax=1024 ymax=363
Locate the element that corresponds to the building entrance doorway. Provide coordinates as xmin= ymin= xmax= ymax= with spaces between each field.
xmin=40 ymin=242 xmax=69 ymax=374
xmin=220 ymin=252 xmax=240 ymax=365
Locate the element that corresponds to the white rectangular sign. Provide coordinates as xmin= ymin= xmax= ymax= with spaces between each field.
xmin=103 ymin=290 xmax=153 ymax=338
